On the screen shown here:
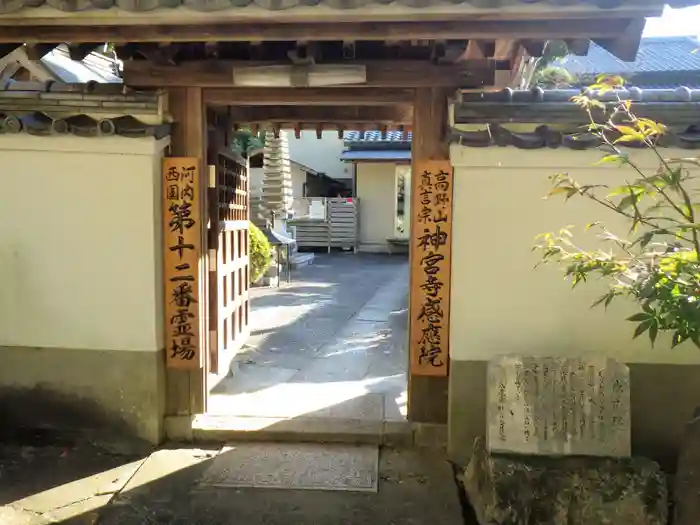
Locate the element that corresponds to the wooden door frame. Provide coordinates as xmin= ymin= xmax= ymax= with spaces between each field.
xmin=165 ymin=86 xmax=451 ymax=426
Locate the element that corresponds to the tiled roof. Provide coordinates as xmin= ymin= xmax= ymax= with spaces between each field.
xmin=0 ymin=112 xmax=170 ymax=137
xmin=553 ymin=36 xmax=700 ymax=76
xmin=0 ymin=82 xmax=168 ymax=137
xmin=450 ymin=86 xmax=700 ymax=149
xmin=457 ymin=86 xmax=700 ymax=104
xmin=344 ymin=130 xmax=412 ymax=143
xmin=0 ymin=0 xmax=694 ymax=13
xmin=340 ymin=149 xmax=411 ymax=161
xmin=449 ymin=124 xmax=700 ymax=149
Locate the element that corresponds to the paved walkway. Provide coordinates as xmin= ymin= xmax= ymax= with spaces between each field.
xmin=0 ymin=443 xmax=466 ymax=525
xmin=208 ymin=253 xmax=409 ymax=421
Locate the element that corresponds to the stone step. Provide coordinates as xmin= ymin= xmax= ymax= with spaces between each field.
xmin=165 ymin=415 xmax=446 ymax=451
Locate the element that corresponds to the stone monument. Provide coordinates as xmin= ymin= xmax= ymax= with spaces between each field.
xmin=462 ymin=354 xmax=667 ymax=525
xmin=486 ymin=355 xmax=630 ymax=457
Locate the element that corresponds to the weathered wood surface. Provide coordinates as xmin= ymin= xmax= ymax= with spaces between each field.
xmin=123 ymin=60 xmax=492 ymax=89
xmin=409 ymin=159 xmax=453 ymax=378
xmin=163 ymin=157 xmax=203 ymax=370
xmin=407 ymin=87 xmax=450 ymax=424
xmin=0 ymin=19 xmax=641 ymax=44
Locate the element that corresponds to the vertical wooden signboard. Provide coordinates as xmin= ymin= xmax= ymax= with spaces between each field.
xmin=163 ymin=157 xmax=202 ymax=369
xmin=409 ymin=159 xmax=453 ymax=377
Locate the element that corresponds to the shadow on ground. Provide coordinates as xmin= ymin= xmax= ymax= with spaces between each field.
xmin=0 ymin=442 xmax=469 ymax=525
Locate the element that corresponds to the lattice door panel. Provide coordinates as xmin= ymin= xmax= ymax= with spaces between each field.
xmin=207 ymin=150 xmax=250 ymax=375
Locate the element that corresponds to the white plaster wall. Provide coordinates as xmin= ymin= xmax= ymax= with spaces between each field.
xmin=355 ymin=162 xmax=397 ymax=252
xmin=287 ymin=130 xmax=351 ymax=181
xmin=449 ymin=146 xmax=700 ymax=366
xmin=0 ymin=135 xmax=168 ymax=352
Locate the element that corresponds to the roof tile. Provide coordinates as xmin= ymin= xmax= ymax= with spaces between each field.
xmin=554 ymin=36 xmax=700 ymax=76
xmin=344 ymin=130 xmax=412 ymax=143
xmin=0 ymin=0 xmax=695 ymax=13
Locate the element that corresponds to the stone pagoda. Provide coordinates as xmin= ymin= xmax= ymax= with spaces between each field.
xmin=260 ymin=129 xmax=294 ymax=224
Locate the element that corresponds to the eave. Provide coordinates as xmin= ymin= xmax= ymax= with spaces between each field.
xmin=0 ymin=0 xmax=678 ymax=22
xmin=450 ymin=86 xmax=700 ymax=149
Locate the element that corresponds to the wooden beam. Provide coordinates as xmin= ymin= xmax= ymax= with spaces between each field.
xmin=204 ymin=87 xmax=415 ymax=106
xmin=227 ymin=105 xmax=412 ymax=125
xmin=0 ymin=18 xmax=639 ymax=44
xmin=124 ymin=60 xmax=493 ymax=89
xmin=408 ymin=86 xmax=451 ymax=424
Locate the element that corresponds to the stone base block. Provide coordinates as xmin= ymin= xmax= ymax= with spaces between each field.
xmin=674 ymin=408 xmax=700 ymax=525
xmin=0 ymin=345 xmax=165 ymax=453
xmin=462 ymin=438 xmax=667 ymax=525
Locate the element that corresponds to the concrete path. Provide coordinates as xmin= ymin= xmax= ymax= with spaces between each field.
xmin=0 ymin=443 xmax=465 ymax=525
xmin=208 ymin=253 xmax=409 ymax=422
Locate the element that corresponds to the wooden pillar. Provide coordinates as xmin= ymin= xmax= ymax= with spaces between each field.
xmin=165 ymin=87 xmax=209 ymax=416
xmin=408 ymin=87 xmax=451 ymax=424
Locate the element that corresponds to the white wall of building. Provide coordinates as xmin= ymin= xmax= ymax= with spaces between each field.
xmin=287 ymin=130 xmax=351 ymax=181
xmin=0 ymin=135 xmax=168 ymax=352
xmin=449 ymin=146 xmax=700 ymax=366
xmin=355 ymin=162 xmax=400 ymax=252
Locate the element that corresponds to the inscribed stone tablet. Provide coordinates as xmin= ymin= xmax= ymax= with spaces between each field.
xmin=487 ymin=356 xmax=630 ymax=457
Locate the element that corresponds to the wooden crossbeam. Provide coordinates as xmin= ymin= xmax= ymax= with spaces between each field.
xmin=226 ymin=105 xmax=412 ymax=125
xmin=0 ymin=18 xmax=639 ymax=44
xmin=204 ymin=87 xmax=415 ymax=106
xmin=124 ymin=60 xmax=495 ymax=89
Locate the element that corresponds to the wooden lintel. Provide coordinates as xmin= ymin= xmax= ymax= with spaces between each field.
xmin=0 ymin=18 xmax=639 ymax=44
xmin=204 ymin=87 xmax=415 ymax=106
xmin=124 ymin=60 xmax=492 ymax=89
xmin=228 ymin=105 xmax=411 ymax=124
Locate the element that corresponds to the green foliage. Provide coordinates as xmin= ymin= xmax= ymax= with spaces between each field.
xmin=535 ymin=75 xmax=700 ymax=349
xmin=532 ymin=66 xmax=577 ymax=88
xmin=250 ymin=223 xmax=272 ymax=284
xmin=231 ymin=129 xmax=265 ymax=156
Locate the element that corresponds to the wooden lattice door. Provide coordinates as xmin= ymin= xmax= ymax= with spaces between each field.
xmin=207 ymin=150 xmax=250 ymax=374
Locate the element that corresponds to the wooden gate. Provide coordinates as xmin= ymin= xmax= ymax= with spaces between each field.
xmin=207 ymin=149 xmax=250 ymax=374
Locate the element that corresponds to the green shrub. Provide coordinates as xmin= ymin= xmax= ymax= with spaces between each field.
xmin=250 ymin=223 xmax=272 ymax=283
